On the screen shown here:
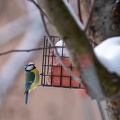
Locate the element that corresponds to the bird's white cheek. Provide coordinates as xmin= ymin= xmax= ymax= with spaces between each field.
xmin=26 ymin=66 xmax=33 ymax=71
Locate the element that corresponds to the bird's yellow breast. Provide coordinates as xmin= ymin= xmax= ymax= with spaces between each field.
xmin=29 ymin=68 xmax=40 ymax=92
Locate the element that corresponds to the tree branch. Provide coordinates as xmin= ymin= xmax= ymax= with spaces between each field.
xmin=0 ymin=46 xmax=64 ymax=56
xmin=37 ymin=1 xmax=120 ymax=116
xmin=37 ymin=0 xmax=120 ymax=96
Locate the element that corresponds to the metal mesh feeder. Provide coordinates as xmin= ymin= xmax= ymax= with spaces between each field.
xmin=41 ymin=36 xmax=83 ymax=89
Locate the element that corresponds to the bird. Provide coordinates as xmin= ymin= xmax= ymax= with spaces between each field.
xmin=94 ymin=36 xmax=120 ymax=76
xmin=24 ymin=62 xmax=40 ymax=104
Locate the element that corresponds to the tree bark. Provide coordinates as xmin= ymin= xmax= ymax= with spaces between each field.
xmin=81 ymin=0 xmax=120 ymax=44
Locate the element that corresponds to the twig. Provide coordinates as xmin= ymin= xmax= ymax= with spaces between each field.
xmin=0 ymin=46 xmax=65 ymax=56
xmin=28 ymin=0 xmax=51 ymax=23
xmin=84 ymin=0 xmax=95 ymax=32
xmin=77 ymin=0 xmax=83 ymax=23
xmin=29 ymin=0 xmax=81 ymax=83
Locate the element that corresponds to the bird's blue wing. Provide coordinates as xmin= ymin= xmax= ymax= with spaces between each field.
xmin=24 ymin=72 xmax=35 ymax=93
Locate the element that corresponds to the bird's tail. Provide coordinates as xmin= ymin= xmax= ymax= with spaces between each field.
xmin=25 ymin=91 xmax=29 ymax=104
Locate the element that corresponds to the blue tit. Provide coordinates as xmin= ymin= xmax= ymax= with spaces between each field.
xmin=24 ymin=62 xmax=40 ymax=104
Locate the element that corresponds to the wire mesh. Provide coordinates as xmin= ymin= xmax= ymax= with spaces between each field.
xmin=41 ymin=36 xmax=83 ymax=89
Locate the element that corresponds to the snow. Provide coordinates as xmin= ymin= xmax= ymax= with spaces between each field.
xmin=94 ymin=37 xmax=120 ymax=76
xmin=55 ymin=40 xmax=70 ymax=57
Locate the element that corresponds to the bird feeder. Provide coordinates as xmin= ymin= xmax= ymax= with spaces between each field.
xmin=41 ymin=36 xmax=83 ymax=89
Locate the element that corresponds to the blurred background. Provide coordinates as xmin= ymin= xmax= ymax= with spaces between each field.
xmin=0 ymin=0 xmax=105 ymax=120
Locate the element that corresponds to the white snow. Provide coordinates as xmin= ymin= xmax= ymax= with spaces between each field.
xmin=94 ymin=37 xmax=120 ymax=76
xmin=55 ymin=40 xmax=70 ymax=57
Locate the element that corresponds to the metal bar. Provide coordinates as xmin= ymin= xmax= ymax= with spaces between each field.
xmin=51 ymin=36 xmax=54 ymax=86
xmin=44 ymin=36 xmax=48 ymax=86
xmin=69 ymin=63 xmax=72 ymax=88
xmin=41 ymin=36 xmax=46 ymax=86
